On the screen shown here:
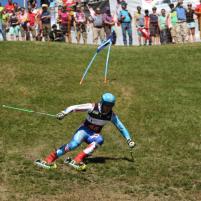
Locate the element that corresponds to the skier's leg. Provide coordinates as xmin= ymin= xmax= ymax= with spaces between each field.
xmin=44 ymin=127 xmax=88 ymax=164
xmin=73 ymin=133 xmax=104 ymax=163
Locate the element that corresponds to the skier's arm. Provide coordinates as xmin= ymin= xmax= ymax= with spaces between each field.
xmin=56 ymin=103 xmax=94 ymax=120
xmin=111 ymin=113 xmax=135 ymax=148
xmin=63 ymin=103 xmax=94 ymax=114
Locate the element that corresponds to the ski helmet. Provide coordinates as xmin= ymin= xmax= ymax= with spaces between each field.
xmin=101 ymin=93 xmax=116 ymax=106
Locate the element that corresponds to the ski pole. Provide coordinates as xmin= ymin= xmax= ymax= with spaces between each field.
xmin=130 ymin=148 xmax=134 ymax=162
xmin=2 ymin=105 xmax=56 ymax=117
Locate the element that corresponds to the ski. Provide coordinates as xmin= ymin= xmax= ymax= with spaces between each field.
xmin=64 ymin=157 xmax=87 ymax=171
xmin=34 ymin=159 xmax=57 ymax=170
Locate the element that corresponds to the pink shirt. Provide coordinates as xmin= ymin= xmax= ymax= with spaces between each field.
xmin=18 ymin=13 xmax=28 ymax=24
xmin=75 ymin=12 xmax=86 ymax=23
xmin=59 ymin=12 xmax=69 ymax=24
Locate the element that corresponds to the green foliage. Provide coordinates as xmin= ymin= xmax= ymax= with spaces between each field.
xmin=0 ymin=42 xmax=201 ymax=201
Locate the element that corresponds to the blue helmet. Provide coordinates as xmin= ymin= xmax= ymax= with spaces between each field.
xmin=101 ymin=93 xmax=116 ymax=106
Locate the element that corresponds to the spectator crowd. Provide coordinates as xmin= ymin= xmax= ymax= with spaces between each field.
xmin=0 ymin=0 xmax=201 ymax=45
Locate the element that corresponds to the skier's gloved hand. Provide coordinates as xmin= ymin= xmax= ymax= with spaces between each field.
xmin=127 ymin=139 xmax=135 ymax=148
xmin=56 ymin=111 xmax=66 ymax=120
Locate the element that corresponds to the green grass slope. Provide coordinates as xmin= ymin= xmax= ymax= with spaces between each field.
xmin=0 ymin=42 xmax=201 ymax=201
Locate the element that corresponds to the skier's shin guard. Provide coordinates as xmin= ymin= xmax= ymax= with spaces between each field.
xmin=44 ymin=151 xmax=58 ymax=164
xmin=74 ymin=152 xmax=88 ymax=163
xmin=74 ymin=142 xmax=98 ymax=163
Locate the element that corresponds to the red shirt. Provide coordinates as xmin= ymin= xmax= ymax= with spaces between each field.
xmin=144 ymin=16 xmax=150 ymax=29
xmin=5 ymin=4 xmax=14 ymax=13
xmin=28 ymin=12 xmax=36 ymax=26
xmin=195 ymin=4 xmax=201 ymax=13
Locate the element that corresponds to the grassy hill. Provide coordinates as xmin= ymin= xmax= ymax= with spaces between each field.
xmin=0 ymin=42 xmax=201 ymax=201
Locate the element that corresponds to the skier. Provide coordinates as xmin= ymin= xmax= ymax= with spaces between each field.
xmin=35 ymin=93 xmax=135 ymax=170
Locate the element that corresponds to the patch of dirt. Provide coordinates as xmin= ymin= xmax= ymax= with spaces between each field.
xmin=0 ymin=65 xmax=17 ymax=87
xmin=137 ymin=193 xmax=168 ymax=201
xmin=27 ymin=184 xmax=135 ymax=201
xmin=0 ymin=181 xmax=9 ymax=201
xmin=24 ymin=144 xmax=49 ymax=161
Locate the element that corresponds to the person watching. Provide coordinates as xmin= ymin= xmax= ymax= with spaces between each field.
xmin=49 ymin=24 xmax=65 ymax=42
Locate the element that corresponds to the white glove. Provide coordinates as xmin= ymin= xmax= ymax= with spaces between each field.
xmin=56 ymin=111 xmax=66 ymax=120
xmin=127 ymin=139 xmax=135 ymax=148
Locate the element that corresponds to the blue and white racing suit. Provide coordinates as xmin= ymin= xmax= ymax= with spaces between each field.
xmin=56 ymin=102 xmax=132 ymax=157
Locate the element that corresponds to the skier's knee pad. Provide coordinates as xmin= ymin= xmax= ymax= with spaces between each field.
xmin=87 ymin=134 xmax=104 ymax=146
xmin=56 ymin=144 xmax=67 ymax=157
xmin=96 ymin=135 xmax=104 ymax=146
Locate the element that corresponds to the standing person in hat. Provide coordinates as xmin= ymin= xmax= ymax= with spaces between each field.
xmin=134 ymin=6 xmax=145 ymax=46
xmin=158 ymin=9 xmax=168 ymax=45
xmin=103 ymin=6 xmax=115 ymax=38
xmin=144 ymin=9 xmax=152 ymax=46
xmin=118 ymin=2 xmax=133 ymax=46
xmin=18 ymin=7 xmax=28 ymax=41
xmin=186 ymin=3 xmax=196 ymax=42
xmin=58 ymin=5 xmax=72 ymax=43
xmin=9 ymin=10 xmax=20 ymax=41
xmin=88 ymin=6 xmax=105 ymax=44
xmin=35 ymin=93 xmax=135 ymax=171
xmin=1 ymin=8 xmax=10 ymax=41
xmin=167 ymin=3 xmax=178 ymax=44
xmin=40 ymin=4 xmax=51 ymax=41
xmin=175 ymin=0 xmax=188 ymax=43
xmin=74 ymin=5 xmax=87 ymax=44
xmin=27 ymin=6 xmax=37 ymax=41
xmin=149 ymin=7 xmax=160 ymax=45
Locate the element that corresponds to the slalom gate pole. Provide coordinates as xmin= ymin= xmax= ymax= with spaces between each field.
xmin=104 ymin=42 xmax=112 ymax=83
xmin=80 ymin=52 xmax=98 ymax=85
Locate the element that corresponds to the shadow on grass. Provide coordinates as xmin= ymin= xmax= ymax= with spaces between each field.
xmin=85 ymin=156 xmax=134 ymax=163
